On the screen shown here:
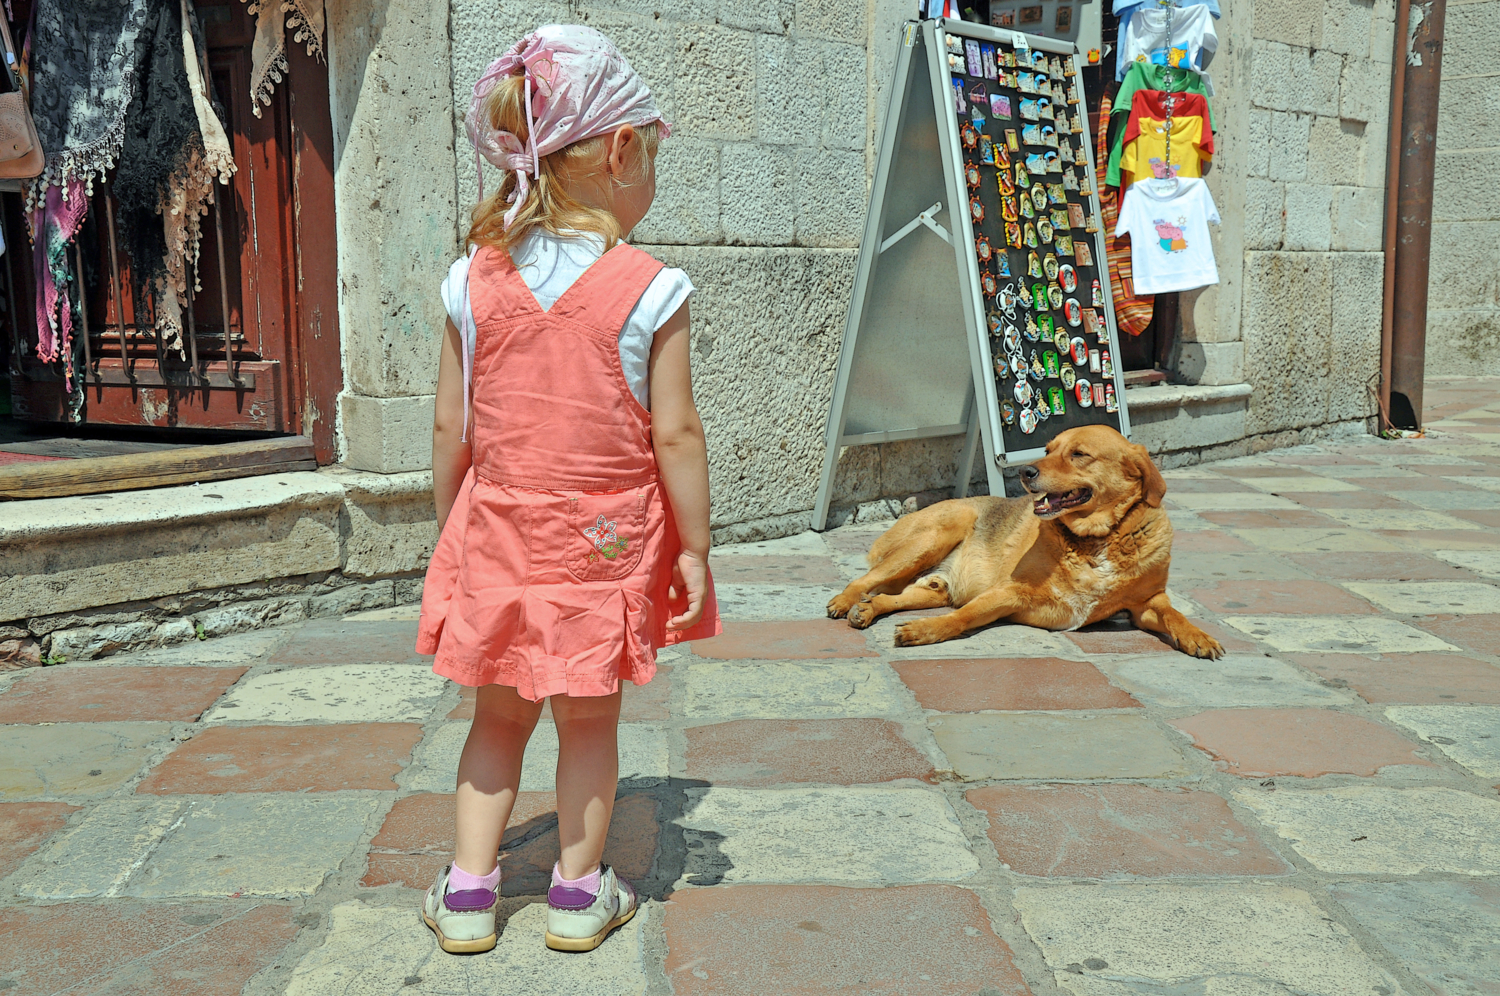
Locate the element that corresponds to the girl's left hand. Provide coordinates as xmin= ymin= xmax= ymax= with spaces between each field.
xmin=666 ymin=550 xmax=708 ymax=631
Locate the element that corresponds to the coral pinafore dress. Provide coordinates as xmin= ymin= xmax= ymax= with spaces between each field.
xmin=417 ymin=243 xmax=721 ymax=699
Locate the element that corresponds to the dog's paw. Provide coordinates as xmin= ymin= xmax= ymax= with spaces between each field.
xmin=826 ymin=590 xmax=861 ymax=619
xmin=846 ymin=600 xmax=878 ymax=629
xmin=1176 ymin=627 xmax=1225 ymax=660
xmin=894 ymin=617 xmax=961 ymax=647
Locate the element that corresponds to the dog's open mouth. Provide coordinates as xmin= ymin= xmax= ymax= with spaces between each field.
xmin=1032 ymin=488 xmax=1092 ymax=517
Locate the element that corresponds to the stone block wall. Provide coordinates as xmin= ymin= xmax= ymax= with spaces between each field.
xmin=1426 ymin=0 xmax=1500 ymax=375
xmin=1192 ymin=0 xmax=1392 ymax=438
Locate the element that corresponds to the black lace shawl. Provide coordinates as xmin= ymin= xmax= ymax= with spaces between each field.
xmin=114 ymin=0 xmax=201 ymax=308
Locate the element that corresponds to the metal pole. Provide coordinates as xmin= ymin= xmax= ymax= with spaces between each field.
xmin=102 ymin=191 xmax=133 ymax=380
xmin=1378 ymin=0 xmax=1412 ymax=431
xmin=74 ymin=242 xmax=93 ymax=381
xmin=1388 ymin=0 xmax=1446 ymax=430
xmin=212 ymin=198 xmax=237 ymax=383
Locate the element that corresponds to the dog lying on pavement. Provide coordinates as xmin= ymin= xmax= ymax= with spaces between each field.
xmin=826 ymin=425 xmax=1224 ymax=659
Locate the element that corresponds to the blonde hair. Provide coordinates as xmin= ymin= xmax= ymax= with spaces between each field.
xmin=467 ymin=72 xmax=661 ymax=252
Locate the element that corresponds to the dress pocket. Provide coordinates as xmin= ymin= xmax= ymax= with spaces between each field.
xmin=566 ymin=490 xmax=648 ymax=582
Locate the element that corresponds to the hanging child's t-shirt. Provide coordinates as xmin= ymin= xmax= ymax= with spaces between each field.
xmin=1106 ymin=62 xmax=1213 ymax=187
xmin=1117 ymin=4 xmax=1218 ymax=80
xmin=1119 ymin=90 xmax=1213 ymax=187
xmin=1114 ymin=177 xmax=1221 ymax=295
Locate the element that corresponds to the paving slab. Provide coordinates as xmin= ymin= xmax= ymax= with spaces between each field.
xmin=1435 ymin=548 xmax=1500 ymax=579
xmin=1221 ymin=615 xmax=1461 ymax=653
xmin=675 ymin=660 xmax=908 ymax=719
xmin=403 ymin=721 xmax=669 ymax=793
xmin=0 ymin=723 xmax=171 ymax=799
xmin=1196 ymin=508 xmax=1350 ymax=529
xmin=1278 ymin=489 xmax=1418 ymax=508
xmin=12 ymin=797 xmax=189 ymax=898
xmin=0 ymin=666 xmax=246 ymax=723
xmin=968 ymin=785 xmax=1290 ymax=878
xmin=687 ymin=620 xmax=879 ymax=659
xmin=0 ymin=901 xmax=297 ymax=996
xmin=283 ymin=900 xmax=648 ymax=996
xmin=1411 ymin=613 xmax=1500 ymax=654
xmin=1170 ymin=708 xmax=1432 ymax=777
xmin=865 ymin=615 xmax=1085 ymax=659
xmin=1231 ymin=528 xmax=1404 ymax=551
xmin=1376 ymin=527 xmax=1500 ymax=551
xmin=1102 ymin=655 xmax=1357 ymax=707
xmin=1330 ymin=881 xmax=1500 ymax=996
xmin=662 ymin=884 xmax=1030 ymax=995
xmin=138 ymin=723 xmax=424 ymax=794
xmin=1240 ymin=476 xmax=1363 ymax=492
xmin=0 ymin=801 xmax=80 ymax=882
xmin=1286 ymin=550 xmax=1480 ymax=580
xmin=1290 ymin=651 xmax=1500 ymax=704
xmin=709 ymin=555 xmax=843 ymax=585
xmin=1184 ymin=579 xmax=1378 ymax=616
xmin=1456 ymin=475 xmax=1500 ymax=492
xmin=1384 ymin=487 xmax=1500 ymax=510
xmin=269 ymin=618 xmax=431 ymax=666
xmin=1234 ymin=785 xmax=1500 ymax=874
xmin=1166 ymin=550 xmax=1312 ymax=580
xmin=202 ymin=664 xmax=449 ymax=723
xmin=716 ymin=532 xmax=833 ymax=557
xmin=1384 ymin=705 xmax=1500 ymax=777
xmin=893 ymin=657 xmax=1139 ymax=711
xmin=1343 ymin=580 xmax=1500 ymax=615
xmin=1011 ymin=884 xmax=1404 ymax=994
xmin=1320 ymin=508 xmax=1484 ymax=531
xmin=713 ymin=584 xmax=847 ymax=621
xmin=674 ymin=786 xmax=979 ymax=885
xmin=1169 ymin=530 xmax=1257 ymax=553
xmin=683 ymin=719 xmax=934 ymax=786
xmin=361 ymin=791 xmax=659 ymax=894
xmin=930 ymin=713 xmax=1189 ymax=780
xmin=1162 ymin=492 xmax=1304 ymax=511
xmin=99 ymin=628 xmax=293 ymax=668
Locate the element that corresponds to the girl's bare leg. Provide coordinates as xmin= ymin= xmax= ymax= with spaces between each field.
xmin=453 ymin=683 xmax=545 ymax=875
xmin=551 ymin=689 xmax=623 ymax=880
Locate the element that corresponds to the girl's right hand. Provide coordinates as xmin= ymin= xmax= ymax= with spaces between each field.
xmin=667 ymin=550 xmax=708 ymax=631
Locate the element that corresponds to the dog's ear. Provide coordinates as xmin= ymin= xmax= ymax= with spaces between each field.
xmin=1131 ymin=444 xmax=1167 ymax=507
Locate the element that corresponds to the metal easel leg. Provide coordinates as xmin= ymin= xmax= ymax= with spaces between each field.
xmin=953 ymin=390 xmax=979 ymax=499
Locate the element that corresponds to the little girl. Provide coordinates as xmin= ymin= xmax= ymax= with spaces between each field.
xmin=416 ymin=25 xmax=719 ymax=955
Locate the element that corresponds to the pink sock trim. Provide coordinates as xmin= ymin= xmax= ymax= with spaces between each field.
xmin=552 ymin=862 xmax=602 ymax=894
xmin=448 ymin=861 xmax=500 ymax=893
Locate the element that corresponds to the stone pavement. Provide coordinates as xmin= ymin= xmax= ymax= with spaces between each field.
xmin=3 ymin=375 xmax=1500 ymax=994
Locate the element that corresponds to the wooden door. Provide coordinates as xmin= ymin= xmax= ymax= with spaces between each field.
xmin=3 ymin=0 xmax=341 ymax=461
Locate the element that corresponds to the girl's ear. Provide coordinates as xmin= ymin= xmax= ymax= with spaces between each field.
xmin=608 ymin=124 xmax=637 ymax=179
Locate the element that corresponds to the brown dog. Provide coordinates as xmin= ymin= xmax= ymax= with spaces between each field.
xmin=826 ymin=425 xmax=1223 ymax=658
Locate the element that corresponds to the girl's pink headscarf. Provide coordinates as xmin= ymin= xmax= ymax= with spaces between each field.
xmin=465 ymin=24 xmax=670 ymax=230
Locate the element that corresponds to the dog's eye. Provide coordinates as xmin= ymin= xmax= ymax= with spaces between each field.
xmin=1072 ymin=450 xmax=1089 ymax=460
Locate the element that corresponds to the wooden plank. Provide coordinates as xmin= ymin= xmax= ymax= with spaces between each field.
xmin=0 ymin=436 xmax=316 ymax=500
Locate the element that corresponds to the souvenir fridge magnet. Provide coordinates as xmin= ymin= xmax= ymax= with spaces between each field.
xmin=1001 ymin=197 xmax=1018 ymax=222
xmin=1088 ymin=348 xmax=1102 ymax=373
xmin=1047 ymin=386 xmax=1066 ymax=415
xmin=1075 ymin=379 xmax=1093 ymax=407
xmin=1037 ymin=313 xmax=1054 ymax=338
xmin=1092 ymin=279 xmax=1104 ymax=306
xmin=1035 ymin=397 xmax=1050 ymax=421
xmin=1021 ymin=124 xmax=1043 ymax=146
xmin=998 ymin=283 xmax=1019 ymax=314
xmin=1068 ymin=203 xmax=1086 ymax=229
xmin=970 ymin=197 xmax=985 ymax=223
xmin=1048 ymin=183 xmax=1068 ymax=205
xmin=1037 ymin=218 xmax=1054 ymax=244
xmin=1053 ymin=326 xmax=1070 ymax=354
xmin=980 ymin=136 xmax=996 ymax=165
xmin=961 ymin=124 xmax=979 ymax=149
xmin=1074 ymin=240 xmax=1093 ymax=266
xmin=989 ymin=94 xmax=1011 ymax=118
xmin=1000 ymin=399 xmax=1016 ymax=426
xmin=995 ymin=354 xmax=1011 ymax=380
xmin=1029 ymin=184 xmax=1048 ymax=211
xmin=998 ymin=254 xmax=1011 ymax=277
xmin=1015 ymin=162 xmax=1030 ymax=187
xmin=1085 ymin=211 xmax=1102 ymax=233
xmin=1043 ymin=350 xmax=1060 ymax=378
xmin=1010 ymin=352 xmax=1027 ymax=377
xmin=1031 ymin=282 xmax=1047 ymax=311
xmin=1056 ymin=234 xmax=1074 ymax=257
xmin=1060 ymin=365 xmax=1076 ymax=389
xmin=1014 ymin=379 xmax=1033 ymax=406
xmin=1006 ymin=222 xmax=1023 ymax=248
xmin=1019 ymin=406 xmax=1038 ymax=434
xmin=1044 ymin=150 xmax=1061 ymax=174
xmin=975 ymin=235 xmax=993 ymax=262
xmin=968 ymin=82 xmax=988 ymax=106
xmin=1070 ymin=336 xmax=1089 ymax=365
xmin=1064 ymin=298 xmax=1083 ymax=326
xmin=1006 ymin=130 xmax=1020 ymax=152
xmin=1059 ymin=264 xmax=1077 ymax=293
xmin=952 ymin=78 xmax=967 ymax=111
xmin=1029 ymin=351 xmax=1045 ymax=381
xmin=980 ymin=42 xmax=998 ymax=79
xmin=988 ymin=312 xmax=1003 ymax=336
xmin=970 ymin=107 xmax=986 ymax=128
xmin=1024 ymin=313 xmax=1040 ymax=339
xmin=1025 ymin=153 xmax=1047 ymax=175
xmin=1093 ymin=382 xmax=1107 ymax=408
xmin=998 ymin=169 xmax=1015 ymax=195
xmin=1027 ymin=252 xmax=1042 ymax=277
xmin=1050 ymin=207 xmax=1069 ymax=229
xmin=1024 ymin=223 xmax=1038 ymax=248
xmin=1017 ymin=71 xmax=1036 ymax=94
xmin=1039 ymin=98 xmax=1054 ymax=122
xmin=1063 ymin=171 xmax=1079 ymax=192
xmin=966 ymin=163 xmax=981 ymax=189
xmin=1043 ymin=254 xmax=1060 ymax=281
xmin=1019 ymin=98 xmax=1040 ymax=121
xmin=1003 ymin=324 xmax=1021 ymax=353
xmin=965 ymin=39 xmax=983 ymax=76
xmin=1101 ymin=350 xmax=1114 ymax=377
xmin=1105 ymin=383 xmax=1118 ymax=412
xmin=1049 ymin=283 xmax=1065 ymax=309
xmin=1019 ymin=195 xmax=1035 ymax=220
xmin=981 ymin=271 xmax=997 ymax=295
xmin=997 ymin=144 xmax=1012 ymax=168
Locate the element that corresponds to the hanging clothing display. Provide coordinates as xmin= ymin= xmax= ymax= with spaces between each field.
xmin=239 ymin=0 xmax=324 ymax=116
xmin=1118 ymin=90 xmax=1213 ymax=187
xmin=1116 ymin=3 xmax=1218 ymax=81
xmin=1095 ymin=92 xmax=1153 ymax=336
xmin=1106 ymin=60 xmax=1213 ymax=187
xmin=1114 ymin=177 xmax=1220 ymax=295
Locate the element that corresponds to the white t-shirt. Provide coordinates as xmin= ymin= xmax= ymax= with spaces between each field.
xmin=1117 ymin=3 xmax=1218 ymax=80
xmin=1114 ymin=177 xmax=1221 ymax=295
xmin=440 ymin=230 xmax=694 ymax=410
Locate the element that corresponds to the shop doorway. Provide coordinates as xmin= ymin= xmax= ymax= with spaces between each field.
xmin=0 ymin=0 xmax=340 ymax=491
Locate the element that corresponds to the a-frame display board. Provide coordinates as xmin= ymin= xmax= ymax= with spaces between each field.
xmin=812 ymin=18 xmax=1131 ymax=531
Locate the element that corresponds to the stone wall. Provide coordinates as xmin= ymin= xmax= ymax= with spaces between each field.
xmin=1189 ymin=0 xmax=1392 ymax=438
xmin=1426 ymin=0 xmax=1500 ymax=375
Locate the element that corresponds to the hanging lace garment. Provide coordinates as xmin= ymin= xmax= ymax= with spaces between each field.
xmin=240 ymin=0 xmax=324 ymax=117
xmin=1096 ymin=92 xmax=1154 ymax=337
xmin=25 ymin=0 xmax=152 ymax=374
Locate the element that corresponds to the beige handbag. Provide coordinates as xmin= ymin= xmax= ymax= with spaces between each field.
xmin=0 ymin=13 xmax=42 ymax=179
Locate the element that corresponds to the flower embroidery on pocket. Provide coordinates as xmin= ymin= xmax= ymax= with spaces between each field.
xmin=583 ymin=514 xmax=630 ymax=561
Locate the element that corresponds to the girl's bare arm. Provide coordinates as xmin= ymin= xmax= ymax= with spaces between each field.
xmin=648 ymin=302 xmax=710 ymax=629
xmin=432 ymin=317 xmax=473 ymax=532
